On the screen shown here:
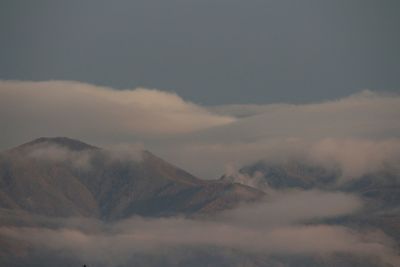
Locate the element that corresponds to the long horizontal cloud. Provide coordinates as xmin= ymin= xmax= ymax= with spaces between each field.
xmin=161 ymin=137 xmax=400 ymax=180
xmin=1 ymin=190 xmax=397 ymax=267
xmin=218 ymin=190 xmax=362 ymax=227
xmin=18 ymin=142 xmax=145 ymax=171
xmin=153 ymin=91 xmax=400 ymax=179
xmin=0 ymin=80 xmax=234 ymax=149
xmin=3 ymin=224 xmax=397 ymax=266
xmin=1 ymin=80 xmax=399 ymax=180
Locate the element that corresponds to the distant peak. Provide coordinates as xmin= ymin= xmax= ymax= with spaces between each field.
xmin=17 ymin=137 xmax=98 ymax=151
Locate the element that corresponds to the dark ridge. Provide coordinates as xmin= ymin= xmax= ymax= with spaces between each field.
xmin=15 ymin=137 xmax=98 ymax=151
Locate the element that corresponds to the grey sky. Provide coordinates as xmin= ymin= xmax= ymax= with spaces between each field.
xmin=1 ymin=0 xmax=399 ymax=104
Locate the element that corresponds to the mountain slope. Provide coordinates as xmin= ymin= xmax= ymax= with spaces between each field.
xmin=0 ymin=137 xmax=264 ymax=220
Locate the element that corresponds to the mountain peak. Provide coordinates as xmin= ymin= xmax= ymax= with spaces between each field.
xmin=0 ymin=137 xmax=265 ymax=220
xmin=17 ymin=137 xmax=98 ymax=151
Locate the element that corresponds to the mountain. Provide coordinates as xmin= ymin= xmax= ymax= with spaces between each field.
xmin=0 ymin=140 xmax=398 ymax=267
xmin=0 ymin=137 xmax=264 ymax=221
xmin=220 ymin=159 xmax=400 ymax=207
xmin=221 ymin=160 xmax=340 ymax=190
xmin=221 ymin=160 xmax=400 ymax=244
xmin=16 ymin=137 xmax=99 ymax=151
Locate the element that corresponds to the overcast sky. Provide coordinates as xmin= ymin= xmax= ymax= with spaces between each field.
xmin=1 ymin=0 xmax=399 ymax=104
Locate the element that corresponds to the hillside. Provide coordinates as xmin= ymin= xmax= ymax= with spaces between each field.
xmin=0 ymin=137 xmax=264 ymax=220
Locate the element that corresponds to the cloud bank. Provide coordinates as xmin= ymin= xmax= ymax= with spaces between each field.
xmin=0 ymin=80 xmax=234 ymax=149
xmin=1 ymin=80 xmax=399 ymax=180
xmin=164 ymin=137 xmax=400 ymax=181
xmin=10 ymin=141 xmax=146 ymax=171
xmin=1 ymin=190 xmax=398 ymax=267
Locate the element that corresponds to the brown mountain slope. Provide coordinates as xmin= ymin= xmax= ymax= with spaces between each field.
xmin=0 ymin=137 xmax=264 ymax=220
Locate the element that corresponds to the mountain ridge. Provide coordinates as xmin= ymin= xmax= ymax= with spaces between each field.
xmin=13 ymin=137 xmax=99 ymax=152
xmin=0 ymin=137 xmax=265 ymax=220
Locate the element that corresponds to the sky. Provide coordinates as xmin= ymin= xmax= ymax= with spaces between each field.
xmin=1 ymin=0 xmax=399 ymax=105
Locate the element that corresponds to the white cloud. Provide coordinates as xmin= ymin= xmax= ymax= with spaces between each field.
xmin=18 ymin=141 xmax=146 ymax=170
xmin=157 ymin=137 xmax=400 ymax=180
xmin=308 ymin=138 xmax=400 ymax=180
xmin=200 ymin=90 xmax=400 ymax=143
xmin=155 ymin=90 xmax=400 ymax=179
xmin=219 ymin=190 xmax=363 ymax=227
xmin=0 ymin=80 xmax=235 ymax=149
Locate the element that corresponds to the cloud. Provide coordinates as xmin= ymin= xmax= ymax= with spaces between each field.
xmin=308 ymin=138 xmax=400 ymax=180
xmin=145 ymin=90 xmax=400 ymax=179
xmin=211 ymin=90 xmax=399 ymax=124
xmin=158 ymin=137 xmax=400 ymax=181
xmin=17 ymin=141 xmax=146 ymax=170
xmin=4 ymin=224 xmax=396 ymax=266
xmin=202 ymin=90 xmax=400 ymax=143
xmin=23 ymin=143 xmax=94 ymax=169
xmin=1 ymin=80 xmax=399 ymax=181
xmin=219 ymin=190 xmax=363 ymax=227
xmin=0 ymin=80 xmax=235 ymax=149
xmin=0 ymin=191 xmax=397 ymax=267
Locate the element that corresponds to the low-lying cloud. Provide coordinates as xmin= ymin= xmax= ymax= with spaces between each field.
xmin=161 ymin=137 xmax=400 ymax=181
xmin=3 ymin=223 xmax=397 ymax=266
xmin=19 ymin=142 xmax=146 ymax=169
xmin=159 ymin=89 xmax=400 ymax=179
xmin=219 ymin=190 xmax=362 ymax=227
xmin=1 ymin=190 xmax=397 ymax=267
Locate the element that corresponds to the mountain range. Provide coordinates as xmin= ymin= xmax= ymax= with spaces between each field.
xmin=0 ymin=137 xmax=399 ymax=267
xmin=0 ymin=137 xmax=264 ymax=220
